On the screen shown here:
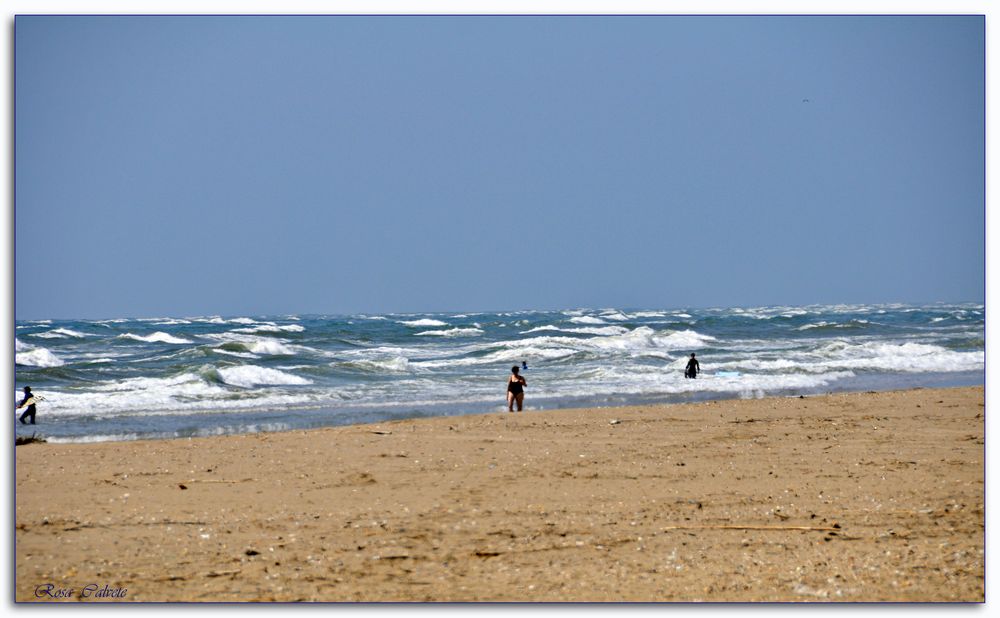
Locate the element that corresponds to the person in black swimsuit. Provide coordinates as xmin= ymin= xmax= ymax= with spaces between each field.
xmin=507 ymin=366 xmax=527 ymax=412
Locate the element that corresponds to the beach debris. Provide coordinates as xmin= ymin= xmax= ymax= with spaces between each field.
xmin=245 ymin=549 xmax=260 ymax=556
xmin=205 ymin=569 xmax=241 ymax=578
xmin=15 ymin=433 xmax=45 ymax=446
xmin=371 ymin=430 xmax=392 ymax=435
xmin=661 ymin=524 xmax=841 ymax=532
xmin=341 ymin=472 xmax=376 ymax=485
xmin=610 ymin=419 xmax=621 ymax=425
xmin=178 ymin=484 xmax=188 ymax=490
xmin=183 ymin=478 xmax=257 ymax=484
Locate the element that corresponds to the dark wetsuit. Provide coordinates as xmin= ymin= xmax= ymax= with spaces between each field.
xmin=18 ymin=395 xmax=37 ymax=425
xmin=685 ymin=358 xmax=700 ymax=379
xmin=508 ymin=377 xmax=525 ymax=395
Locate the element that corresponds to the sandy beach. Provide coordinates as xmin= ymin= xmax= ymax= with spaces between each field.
xmin=14 ymin=386 xmax=984 ymax=602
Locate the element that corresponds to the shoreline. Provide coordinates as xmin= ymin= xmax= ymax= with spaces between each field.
xmin=15 ymin=385 xmax=984 ymax=602
xmin=23 ymin=375 xmax=987 ymax=445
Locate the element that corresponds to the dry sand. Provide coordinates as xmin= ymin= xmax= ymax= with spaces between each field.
xmin=15 ymin=386 xmax=984 ymax=602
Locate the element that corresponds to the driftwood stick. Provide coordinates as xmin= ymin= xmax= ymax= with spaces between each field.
xmin=661 ymin=524 xmax=840 ymax=532
xmin=183 ymin=478 xmax=256 ymax=484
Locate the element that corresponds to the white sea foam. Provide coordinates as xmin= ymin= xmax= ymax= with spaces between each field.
xmin=245 ymin=340 xmax=296 ymax=356
xmin=599 ymin=311 xmax=630 ymax=321
xmin=337 ymin=356 xmax=412 ymax=373
xmin=413 ymin=327 xmax=717 ymax=370
xmin=578 ymin=328 xmax=657 ymax=352
xmin=15 ymin=345 xmax=65 ymax=367
xmin=31 ymin=374 xmax=324 ymax=418
xmin=813 ymin=341 xmax=983 ymax=373
xmin=412 ymin=345 xmax=578 ymax=369
xmin=151 ymin=318 xmax=192 ymax=326
xmin=213 ymin=349 xmax=260 ymax=360
xmin=481 ymin=346 xmax=579 ymax=364
xmin=797 ymin=320 xmax=871 ymax=331
xmin=569 ymin=316 xmax=607 ymax=325
xmin=31 ymin=328 xmax=90 ymax=339
xmin=520 ymin=326 xmax=562 ymax=334
xmin=538 ymin=364 xmax=855 ymax=400
xmin=400 ymin=319 xmax=448 ymax=327
xmin=44 ymin=421 xmax=305 ymax=443
xmin=709 ymin=341 xmax=983 ymax=375
xmin=571 ymin=325 xmax=632 ymax=336
xmin=655 ymin=329 xmax=717 ymax=349
xmin=336 ymin=345 xmax=439 ymax=363
xmin=232 ymin=323 xmax=306 ymax=334
xmin=780 ymin=310 xmax=809 ymax=317
xmin=415 ymin=328 xmax=484 ymax=337
xmin=229 ymin=317 xmax=257 ymax=324
xmin=201 ymin=333 xmax=299 ymax=356
xmin=119 ymin=332 xmax=193 ymax=344
xmin=217 ymin=365 xmax=313 ymax=388
xmin=47 ymin=434 xmax=145 ymax=444
xmin=798 ymin=322 xmax=834 ymax=331
xmin=520 ymin=325 xmax=629 ymax=336
xmin=90 ymin=372 xmax=215 ymax=393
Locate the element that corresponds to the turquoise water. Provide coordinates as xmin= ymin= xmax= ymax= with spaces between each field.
xmin=14 ymin=302 xmax=984 ymax=443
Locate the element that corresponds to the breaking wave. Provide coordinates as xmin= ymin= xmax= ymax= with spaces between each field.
xmin=216 ymin=365 xmax=313 ymax=388
xmin=399 ymin=319 xmax=448 ymax=327
xmin=415 ymin=328 xmax=484 ymax=337
xmin=119 ymin=332 xmax=193 ymax=344
xmin=15 ymin=341 xmax=65 ymax=367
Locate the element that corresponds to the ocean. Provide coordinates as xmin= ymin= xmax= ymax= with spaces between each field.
xmin=14 ymin=303 xmax=984 ymax=443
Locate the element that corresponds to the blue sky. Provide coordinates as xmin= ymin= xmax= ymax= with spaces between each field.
xmin=15 ymin=15 xmax=984 ymax=319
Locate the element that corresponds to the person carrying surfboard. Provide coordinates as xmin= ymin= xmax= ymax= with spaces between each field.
xmin=684 ymin=353 xmax=700 ymax=379
xmin=17 ymin=386 xmax=38 ymax=425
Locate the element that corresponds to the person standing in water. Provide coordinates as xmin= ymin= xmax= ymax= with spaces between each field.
xmin=684 ymin=353 xmax=700 ymax=379
xmin=507 ymin=366 xmax=527 ymax=412
xmin=17 ymin=386 xmax=38 ymax=425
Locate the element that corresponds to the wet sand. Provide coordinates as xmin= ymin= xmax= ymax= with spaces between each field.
xmin=15 ymin=386 xmax=984 ymax=602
